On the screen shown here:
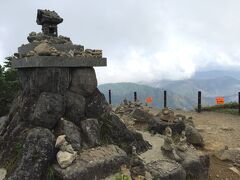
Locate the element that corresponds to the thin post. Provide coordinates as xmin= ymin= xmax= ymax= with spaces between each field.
xmin=198 ymin=91 xmax=201 ymax=113
xmin=108 ymin=90 xmax=112 ymax=105
xmin=134 ymin=91 xmax=137 ymax=102
xmin=238 ymin=92 xmax=240 ymax=115
xmin=164 ymin=90 xmax=167 ymax=108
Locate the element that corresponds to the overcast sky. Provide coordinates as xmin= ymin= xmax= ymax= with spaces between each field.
xmin=1 ymin=0 xmax=240 ymax=84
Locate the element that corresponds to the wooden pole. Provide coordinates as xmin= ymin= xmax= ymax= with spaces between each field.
xmin=108 ymin=90 xmax=112 ymax=105
xmin=198 ymin=91 xmax=201 ymax=113
xmin=134 ymin=91 xmax=137 ymax=102
xmin=238 ymin=92 xmax=240 ymax=115
xmin=164 ymin=90 xmax=167 ymax=108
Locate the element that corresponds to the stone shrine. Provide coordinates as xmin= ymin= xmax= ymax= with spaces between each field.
xmin=0 ymin=9 xmax=150 ymax=180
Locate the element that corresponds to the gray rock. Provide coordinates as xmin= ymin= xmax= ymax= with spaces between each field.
xmin=55 ymin=119 xmax=82 ymax=150
xmin=215 ymin=147 xmax=240 ymax=163
xmin=80 ymin=118 xmax=101 ymax=147
xmin=130 ymin=108 xmax=152 ymax=122
xmin=185 ymin=124 xmax=204 ymax=146
xmin=70 ymin=68 xmax=97 ymax=96
xmin=33 ymin=92 xmax=64 ymax=129
xmin=53 ymin=145 xmax=129 ymax=180
xmin=177 ymin=149 xmax=210 ymax=180
xmin=146 ymin=160 xmax=186 ymax=180
xmin=8 ymin=128 xmax=55 ymax=180
xmin=85 ymin=88 xmax=111 ymax=118
xmin=149 ymin=118 xmax=185 ymax=135
xmin=64 ymin=91 xmax=85 ymax=124
xmin=0 ymin=116 xmax=9 ymax=135
xmin=0 ymin=168 xmax=7 ymax=180
xmin=18 ymin=68 xmax=70 ymax=95
xmin=102 ymin=113 xmax=151 ymax=154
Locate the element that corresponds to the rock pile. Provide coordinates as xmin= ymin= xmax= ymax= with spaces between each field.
xmin=0 ymin=10 xmax=150 ymax=180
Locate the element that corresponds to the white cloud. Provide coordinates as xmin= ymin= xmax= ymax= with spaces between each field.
xmin=1 ymin=0 xmax=240 ymax=83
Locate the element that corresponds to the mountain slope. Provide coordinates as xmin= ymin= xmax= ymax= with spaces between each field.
xmin=98 ymin=82 xmax=200 ymax=109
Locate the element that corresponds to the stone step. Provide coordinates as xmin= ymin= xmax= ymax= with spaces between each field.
xmin=53 ymin=145 xmax=129 ymax=180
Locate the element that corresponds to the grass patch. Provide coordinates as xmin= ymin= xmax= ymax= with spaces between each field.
xmin=200 ymin=102 xmax=240 ymax=115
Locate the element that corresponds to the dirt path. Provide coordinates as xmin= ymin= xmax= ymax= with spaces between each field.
xmin=175 ymin=110 xmax=240 ymax=179
xmin=174 ymin=110 xmax=240 ymax=151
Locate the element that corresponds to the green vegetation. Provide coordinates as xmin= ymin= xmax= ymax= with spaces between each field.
xmin=46 ymin=166 xmax=55 ymax=180
xmin=200 ymin=102 xmax=239 ymax=115
xmin=0 ymin=58 xmax=19 ymax=116
xmin=4 ymin=142 xmax=23 ymax=176
xmin=115 ymin=173 xmax=131 ymax=180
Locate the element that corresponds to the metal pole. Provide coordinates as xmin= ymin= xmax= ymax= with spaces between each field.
xmin=198 ymin=91 xmax=201 ymax=113
xmin=238 ymin=92 xmax=240 ymax=115
xmin=164 ymin=90 xmax=167 ymax=108
xmin=108 ymin=90 xmax=112 ymax=105
xmin=134 ymin=91 xmax=137 ymax=102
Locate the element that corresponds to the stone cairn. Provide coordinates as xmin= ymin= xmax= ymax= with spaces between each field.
xmin=0 ymin=9 xmax=150 ymax=180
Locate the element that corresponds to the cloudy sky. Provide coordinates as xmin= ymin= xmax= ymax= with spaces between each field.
xmin=0 ymin=0 xmax=240 ymax=84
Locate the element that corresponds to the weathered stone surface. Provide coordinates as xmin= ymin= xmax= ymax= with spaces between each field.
xmin=149 ymin=118 xmax=185 ymax=135
xmin=0 ymin=168 xmax=7 ymax=180
xmin=85 ymin=88 xmax=111 ymax=118
xmin=12 ymin=56 xmax=107 ymax=68
xmin=53 ymin=145 xmax=129 ymax=180
xmin=146 ymin=160 xmax=186 ymax=180
xmin=177 ymin=149 xmax=210 ymax=180
xmin=130 ymin=108 xmax=152 ymax=122
xmin=148 ymin=107 xmax=161 ymax=117
xmin=215 ymin=147 xmax=240 ymax=163
xmin=55 ymin=119 xmax=82 ymax=150
xmin=0 ymin=116 xmax=9 ymax=135
xmin=185 ymin=124 xmax=204 ymax=146
xmin=102 ymin=113 xmax=151 ymax=154
xmin=8 ymin=128 xmax=55 ymax=180
xmin=70 ymin=68 xmax=97 ymax=96
xmin=34 ymin=42 xmax=55 ymax=56
xmin=64 ymin=91 xmax=85 ymax=124
xmin=18 ymin=68 xmax=70 ymax=95
xmin=33 ymin=92 xmax=64 ymax=128
xmin=56 ymin=151 xmax=77 ymax=169
xmin=80 ymin=118 xmax=100 ymax=147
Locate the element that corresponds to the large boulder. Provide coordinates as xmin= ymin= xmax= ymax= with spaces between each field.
xmin=101 ymin=113 xmax=151 ymax=154
xmin=8 ymin=128 xmax=55 ymax=180
xmin=149 ymin=118 xmax=185 ymax=135
xmin=33 ymin=92 xmax=65 ymax=129
xmin=185 ymin=124 xmax=204 ymax=146
xmin=70 ymin=68 xmax=97 ymax=96
xmin=130 ymin=108 xmax=152 ymax=122
xmin=177 ymin=149 xmax=210 ymax=180
xmin=18 ymin=68 xmax=70 ymax=95
xmin=80 ymin=118 xmax=101 ymax=148
xmin=146 ymin=160 xmax=186 ymax=180
xmin=55 ymin=119 xmax=82 ymax=150
xmin=53 ymin=145 xmax=129 ymax=180
xmin=64 ymin=91 xmax=85 ymax=124
xmin=85 ymin=89 xmax=111 ymax=118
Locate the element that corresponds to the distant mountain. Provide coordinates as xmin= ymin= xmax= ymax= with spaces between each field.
xmin=192 ymin=70 xmax=240 ymax=80
xmin=98 ymin=82 xmax=211 ymax=110
xmin=150 ymin=76 xmax=240 ymax=98
xmin=98 ymin=73 xmax=240 ymax=110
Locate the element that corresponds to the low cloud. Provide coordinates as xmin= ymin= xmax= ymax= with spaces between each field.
xmin=1 ymin=0 xmax=240 ymax=83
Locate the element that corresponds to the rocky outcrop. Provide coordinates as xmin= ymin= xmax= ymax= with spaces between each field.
xmin=130 ymin=108 xmax=152 ymax=122
xmin=53 ymin=145 xmax=129 ymax=180
xmin=8 ymin=128 xmax=55 ymax=180
xmin=55 ymin=119 xmax=82 ymax=150
xmin=0 ymin=116 xmax=8 ymax=135
xmin=146 ymin=160 xmax=186 ymax=180
xmin=149 ymin=118 xmax=185 ymax=135
xmin=0 ymin=9 xmax=151 ymax=180
xmin=185 ymin=124 xmax=204 ymax=147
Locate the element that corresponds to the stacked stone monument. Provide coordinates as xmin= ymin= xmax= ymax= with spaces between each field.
xmin=0 ymin=10 xmax=150 ymax=180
